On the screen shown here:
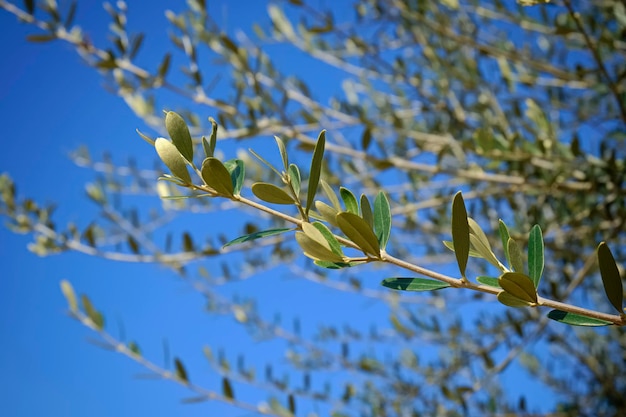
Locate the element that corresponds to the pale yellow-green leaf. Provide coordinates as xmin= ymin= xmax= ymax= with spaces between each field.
xmin=336 ymin=211 xmax=380 ymax=257
xmin=295 ymin=232 xmax=344 ymax=263
xmin=155 ymin=138 xmax=192 ymax=183
xmin=201 ymin=157 xmax=234 ymax=197
xmin=60 ymin=279 xmax=78 ymax=313
xmin=251 ymin=183 xmax=295 ymax=205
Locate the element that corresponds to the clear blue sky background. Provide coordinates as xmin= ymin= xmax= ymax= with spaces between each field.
xmin=0 ymin=2 xmax=563 ymax=416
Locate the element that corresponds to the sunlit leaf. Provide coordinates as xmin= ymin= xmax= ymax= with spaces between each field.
xmin=165 ymin=111 xmax=194 ymax=163
xmin=507 ymin=237 xmax=524 ymax=273
xmin=305 ymin=130 xmax=325 ymax=214
xmin=336 ymin=211 xmax=380 ymax=257
xmin=155 ymin=138 xmax=191 ymax=183
xmin=320 ymin=179 xmax=340 ymax=209
xmin=314 ymin=260 xmax=362 ymax=269
xmin=443 ymin=240 xmax=482 ymax=258
xmin=252 ymin=183 xmax=294 ymax=205
xmin=528 ymin=225 xmax=544 ymax=288
xmin=296 ymin=229 xmax=343 ymax=262
xmin=382 ymin=277 xmax=450 ymax=292
xmin=275 ymin=136 xmax=289 ymax=171
xmin=201 ymin=157 xmax=234 ymax=197
xmin=314 ymin=201 xmax=339 ymax=227
xmin=174 ymin=358 xmax=189 ymax=383
xmin=452 ymin=191 xmax=470 ymax=278
xmin=499 ymin=272 xmax=537 ymax=303
xmin=340 ymin=187 xmax=358 ymax=214
xmin=597 ymin=242 xmax=624 ymax=313
xmin=310 ymin=222 xmax=343 ymax=257
xmin=469 ymin=234 xmax=501 ymax=268
xmin=374 ymin=191 xmax=391 ymax=251
xmin=136 ymin=129 xmax=155 ymax=145
xmin=60 ymin=279 xmax=78 ymax=313
xmin=547 ymin=310 xmax=612 ymax=327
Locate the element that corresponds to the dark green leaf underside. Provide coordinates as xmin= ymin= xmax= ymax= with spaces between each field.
xmin=547 ymin=310 xmax=612 ymax=327
xmin=223 ymin=228 xmax=292 ymax=248
xmin=382 ymin=277 xmax=450 ymax=292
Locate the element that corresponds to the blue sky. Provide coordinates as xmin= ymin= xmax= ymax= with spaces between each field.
xmin=0 ymin=1 xmax=573 ymax=416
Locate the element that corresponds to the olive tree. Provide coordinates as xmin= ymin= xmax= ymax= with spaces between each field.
xmin=1 ymin=0 xmax=625 ymax=416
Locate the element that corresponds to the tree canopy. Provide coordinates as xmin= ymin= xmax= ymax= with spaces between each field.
xmin=1 ymin=0 xmax=625 ymax=416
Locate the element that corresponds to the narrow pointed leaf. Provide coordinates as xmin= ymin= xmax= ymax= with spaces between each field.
xmin=288 ymin=164 xmax=301 ymax=196
xmin=222 ymin=377 xmax=234 ymax=400
xmin=174 ymin=358 xmax=189 ymax=383
xmin=469 ymin=234 xmax=501 ymax=268
xmin=547 ymin=310 xmax=613 ymax=327
xmin=477 ymin=276 xmax=501 ymax=288
xmin=252 ymin=183 xmax=295 ymax=205
xmin=320 ymin=179 xmax=340 ymax=209
xmin=382 ymin=277 xmax=450 ymax=292
xmin=360 ymin=194 xmax=373 ymax=228
xmin=528 ymin=225 xmax=544 ymax=288
xmin=443 ymin=240 xmax=483 ymax=258
xmin=497 ymin=291 xmax=533 ymax=308
xmin=223 ymin=159 xmax=245 ymax=196
xmin=155 ymin=138 xmax=191 ymax=183
xmin=204 ymin=117 xmax=218 ymax=158
xmin=374 ymin=191 xmax=391 ymax=251
xmin=336 ymin=211 xmax=380 ymax=256
xmin=507 ymin=237 xmax=524 ymax=273
xmin=201 ymin=157 xmax=234 ymax=197
xmin=248 ymin=149 xmax=282 ymax=177
xmin=498 ymin=219 xmax=511 ymax=266
xmin=499 ymin=272 xmax=537 ymax=303
xmin=165 ymin=111 xmax=194 ymax=163
xmin=305 ymin=130 xmax=326 ymax=214
xmin=136 ymin=129 xmax=155 ymax=145
xmin=274 ymin=136 xmax=289 ymax=171
xmin=340 ymin=187 xmax=358 ymax=214
xmin=224 ymin=228 xmax=292 ymax=248
xmin=60 ymin=279 xmax=78 ymax=313
xmin=468 ymin=218 xmax=493 ymax=252
xmin=597 ymin=242 xmax=624 ymax=313
xmin=452 ymin=191 xmax=470 ymax=278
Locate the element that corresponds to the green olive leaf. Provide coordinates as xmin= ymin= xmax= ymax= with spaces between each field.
xmin=201 ymin=157 xmax=234 ymax=197
xmin=60 ymin=279 xmax=78 ymax=313
xmin=252 ymin=183 xmax=295 ymax=205
xmin=507 ymin=237 xmax=524 ymax=273
xmin=165 ymin=111 xmax=194 ymax=163
xmin=597 ymin=242 xmax=624 ymax=314
xmin=528 ymin=225 xmax=544 ymax=288
xmin=374 ymin=191 xmax=391 ymax=251
xmin=360 ymin=194 xmax=374 ymax=229
xmin=547 ymin=310 xmax=613 ymax=327
xmin=340 ymin=187 xmax=358 ymax=214
xmin=155 ymin=138 xmax=192 ymax=183
xmin=499 ymin=272 xmax=537 ymax=303
xmin=451 ymin=191 xmax=470 ymax=278
xmin=336 ymin=211 xmax=380 ymax=257
xmin=305 ymin=130 xmax=326 ymax=214
xmin=497 ymin=291 xmax=534 ymax=308
xmin=382 ymin=277 xmax=450 ymax=292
